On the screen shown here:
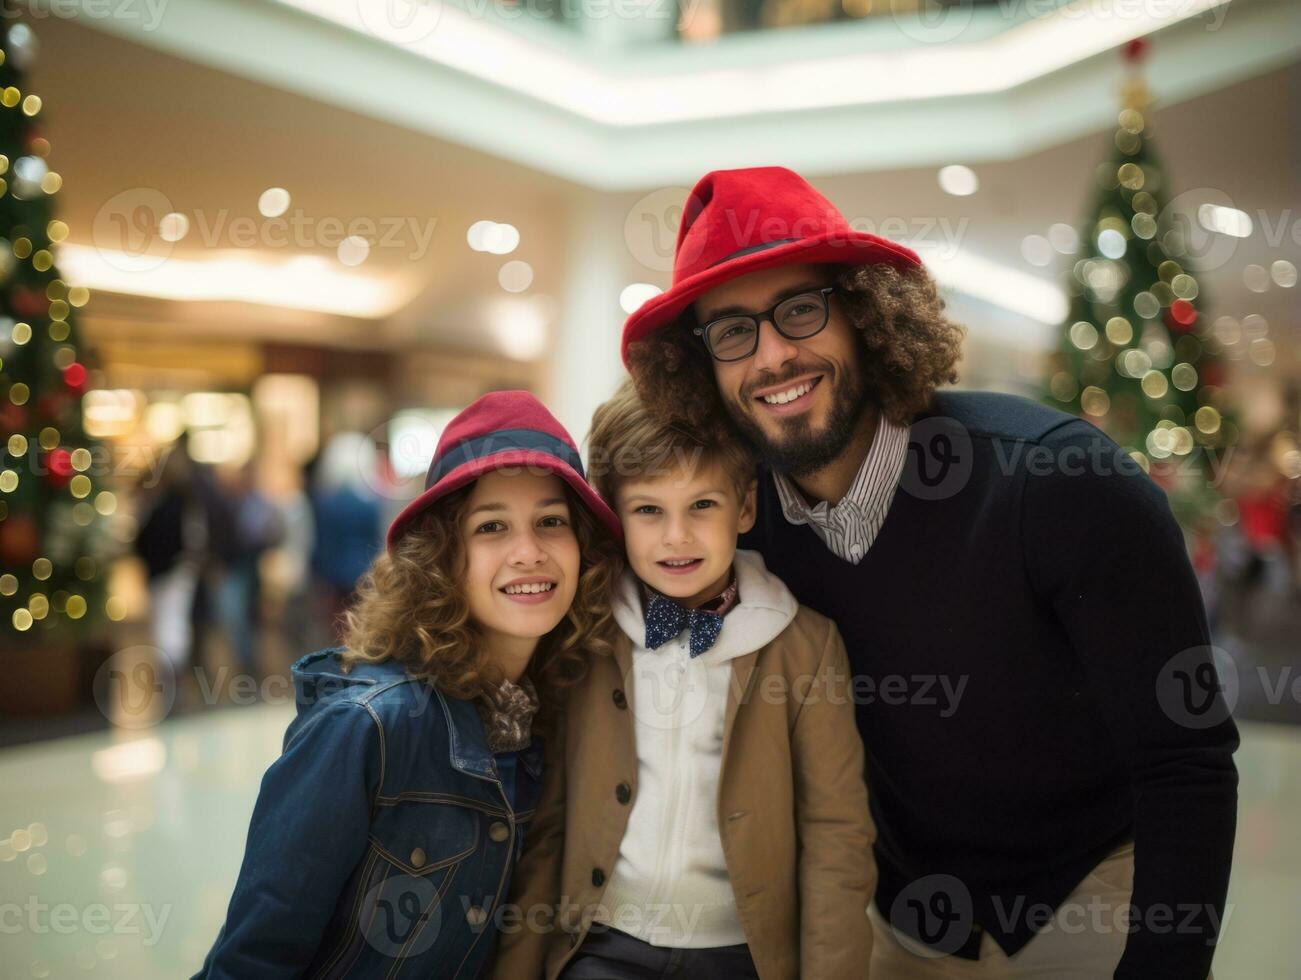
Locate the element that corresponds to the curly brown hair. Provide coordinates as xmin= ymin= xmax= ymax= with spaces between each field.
xmin=587 ymin=378 xmax=758 ymax=508
xmin=339 ymin=481 xmax=623 ymax=709
xmin=626 ymin=261 xmax=964 ymax=430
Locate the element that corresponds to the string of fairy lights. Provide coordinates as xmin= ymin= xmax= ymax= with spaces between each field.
xmin=1044 ymin=40 xmax=1239 ymax=529
xmin=0 ymin=18 xmax=118 ymax=637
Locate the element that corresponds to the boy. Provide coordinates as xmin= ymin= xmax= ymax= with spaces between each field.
xmin=491 ymin=379 xmax=875 ymax=980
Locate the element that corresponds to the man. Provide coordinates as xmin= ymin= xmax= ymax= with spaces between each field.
xmin=621 ymin=166 xmax=1237 ymax=978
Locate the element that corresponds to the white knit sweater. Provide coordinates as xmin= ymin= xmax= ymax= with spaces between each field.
xmin=595 ymin=549 xmax=799 ymax=948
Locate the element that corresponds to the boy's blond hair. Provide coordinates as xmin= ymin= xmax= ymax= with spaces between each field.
xmin=587 ymin=378 xmax=757 ymax=508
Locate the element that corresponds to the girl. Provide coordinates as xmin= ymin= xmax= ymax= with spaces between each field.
xmin=195 ymin=391 xmax=623 ymax=979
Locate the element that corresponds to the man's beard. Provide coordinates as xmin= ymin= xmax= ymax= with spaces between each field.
xmin=724 ymin=363 xmax=869 ymax=479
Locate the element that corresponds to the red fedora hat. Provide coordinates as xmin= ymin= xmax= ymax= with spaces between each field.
xmin=385 ymin=390 xmax=622 ymax=551
xmin=621 ymin=166 xmax=921 ymax=365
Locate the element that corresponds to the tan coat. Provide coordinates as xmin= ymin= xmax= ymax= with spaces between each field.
xmin=492 ymin=587 xmax=876 ymax=980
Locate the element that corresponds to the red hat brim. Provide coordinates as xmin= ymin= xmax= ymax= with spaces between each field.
xmin=621 ymin=232 xmax=920 ymax=365
xmin=385 ymin=448 xmax=622 ymax=551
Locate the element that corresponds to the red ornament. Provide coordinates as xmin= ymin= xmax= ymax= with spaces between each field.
xmin=10 ymin=286 xmax=48 ymax=318
xmin=1123 ymin=38 xmax=1150 ymax=64
xmin=45 ymin=448 xmax=74 ymax=488
xmin=63 ymin=363 xmax=88 ymax=392
xmin=0 ymin=513 xmax=40 ymax=566
xmin=1166 ymin=300 xmax=1197 ymax=333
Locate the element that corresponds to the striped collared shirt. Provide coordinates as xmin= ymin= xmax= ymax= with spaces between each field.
xmin=772 ymin=416 xmax=910 ymax=565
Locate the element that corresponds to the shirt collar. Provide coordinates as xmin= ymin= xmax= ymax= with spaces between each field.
xmin=773 ymin=414 xmax=910 ymax=529
xmin=640 ymin=567 xmax=741 ymax=618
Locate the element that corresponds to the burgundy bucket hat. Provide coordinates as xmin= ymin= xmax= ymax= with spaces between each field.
xmin=385 ymin=390 xmax=622 ymax=550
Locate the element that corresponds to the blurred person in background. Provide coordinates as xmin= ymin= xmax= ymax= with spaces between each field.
xmin=310 ymin=431 xmax=383 ymax=638
xmin=273 ymin=468 xmax=323 ymax=656
xmin=1235 ymin=458 xmax=1292 ymax=592
xmin=132 ymin=434 xmax=207 ymax=675
xmin=1217 ymin=449 xmax=1295 ymax=644
xmin=210 ymin=459 xmax=284 ymax=679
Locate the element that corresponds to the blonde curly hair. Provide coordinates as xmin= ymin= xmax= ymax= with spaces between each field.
xmin=339 ymin=481 xmax=623 ymax=709
xmin=627 ymin=261 xmax=964 ymax=430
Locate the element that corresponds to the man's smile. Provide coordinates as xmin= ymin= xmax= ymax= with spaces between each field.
xmin=752 ymin=374 xmax=824 ymax=417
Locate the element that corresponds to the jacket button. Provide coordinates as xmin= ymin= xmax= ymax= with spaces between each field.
xmin=612 ymin=688 xmax=627 ymax=710
xmin=591 ymin=868 xmax=605 ymax=887
xmin=615 ymin=782 xmax=631 ymax=805
xmin=466 ymin=905 xmax=488 ymax=927
xmin=410 ymin=847 xmax=426 ymax=869
xmin=489 ymin=821 xmax=510 ymax=842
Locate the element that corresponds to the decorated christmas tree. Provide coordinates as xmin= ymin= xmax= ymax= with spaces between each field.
xmin=0 ymin=12 xmax=112 ymax=643
xmin=1044 ymin=38 xmax=1235 ymax=532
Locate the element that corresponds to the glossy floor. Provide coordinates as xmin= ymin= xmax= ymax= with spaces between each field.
xmin=0 ymin=709 xmax=1297 ymax=977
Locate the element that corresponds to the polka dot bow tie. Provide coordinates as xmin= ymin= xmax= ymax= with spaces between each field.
xmin=644 ymin=592 xmax=724 ymax=658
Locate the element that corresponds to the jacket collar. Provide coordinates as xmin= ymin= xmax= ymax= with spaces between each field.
xmin=291 ymin=648 xmax=543 ymax=783
xmin=436 ymin=684 xmax=545 ymax=781
xmin=437 ymin=688 xmax=490 ymax=779
xmin=613 ymin=548 xmax=798 ymax=662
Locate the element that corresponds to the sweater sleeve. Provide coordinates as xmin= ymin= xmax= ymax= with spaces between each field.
xmin=193 ymin=699 xmax=383 ymax=979
xmin=793 ymin=619 xmax=877 ymax=979
xmin=1022 ymin=418 xmax=1238 ymax=979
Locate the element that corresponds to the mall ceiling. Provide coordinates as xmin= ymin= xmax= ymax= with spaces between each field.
xmin=26 ymin=12 xmax=1301 ymax=383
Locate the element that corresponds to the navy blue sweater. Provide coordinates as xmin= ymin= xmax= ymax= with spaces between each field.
xmin=739 ymin=390 xmax=1238 ymax=979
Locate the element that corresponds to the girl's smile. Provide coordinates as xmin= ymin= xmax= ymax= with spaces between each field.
xmin=499 ymin=577 xmax=560 ymax=604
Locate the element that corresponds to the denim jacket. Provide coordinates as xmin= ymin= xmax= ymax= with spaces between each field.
xmin=194 ymin=647 xmax=545 ymax=979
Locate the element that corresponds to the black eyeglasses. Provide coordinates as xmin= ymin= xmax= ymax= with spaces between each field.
xmin=693 ymin=286 xmax=838 ymax=363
